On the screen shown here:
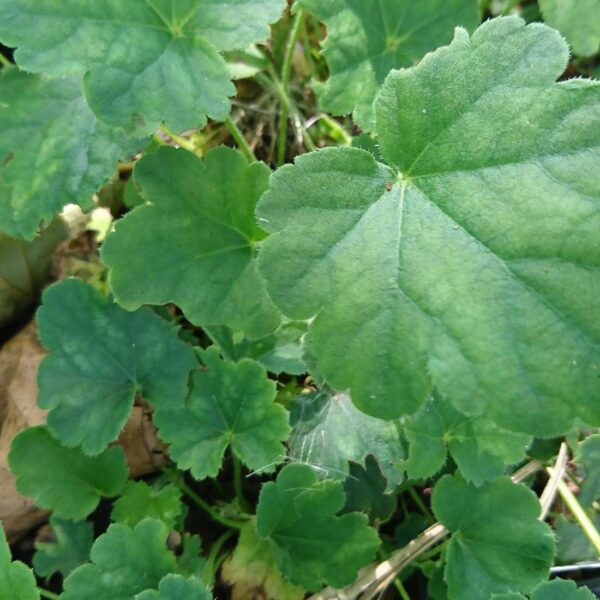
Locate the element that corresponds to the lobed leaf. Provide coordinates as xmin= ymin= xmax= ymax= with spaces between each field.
xmin=135 ymin=574 xmax=212 ymax=600
xmin=577 ymin=434 xmax=600 ymax=505
xmin=36 ymin=278 xmax=196 ymax=455
xmin=256 ymin=463 xmax=380 ymax=591
xmin=258 ymin=17 xmax=600 ymax=437
xmin=0 ymin=0 xmax=286 ymax=135
xmin=432 ymin=474 xmax=554 ymax=599
xmin=0 ymin=523 xmax=39 ymax=600
xmin=154 ymin=347 xmax=289 ymax=479
xmin=9 ymin=426 xmax=128 ymax=520
xmin=103 ymin=146 xmax=280 ymax=339
xmin=0 ymin=69 xmax=139 ymax=239
xmin=299 ymin=0 xmax=480 ymax=130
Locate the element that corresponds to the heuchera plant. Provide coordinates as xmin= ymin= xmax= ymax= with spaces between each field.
xmin=0 ymin=0 xmax=598 ymax=599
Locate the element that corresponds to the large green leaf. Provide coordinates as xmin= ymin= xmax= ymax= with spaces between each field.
xmin=0 ymin=69 xmax=138 ymax=239
xmin=9 ymin=426 xmax=128 ymax=520
xmin=539 ymin=0 xmax=600 ymax=57
xmin=36 ymin=278 xmax=196 ymax=455
xmin=103 ymin=146 xmax=280 ymax=339
xmin=299 ymin=0 xmax=480 ymax=130
xmin=577 ymin=434 xmax=600 ymax=505
xmin=32 ymin=517 xmax=93 ymax=579
xmin=135 ymin=574 xmax=212 ymax=600
xmin=0 ymin=0 xmax=285 ymax=135
xmin=404 ymin=394 xmax=530 ymax=485
xmin=288 ymin=391 xmax=404 ymax=490
xmin=0 ymin=523 xmax=39 ymax=600
xmin=256 ymin=463 xmax=380 ymax=591
xmin=258 ymin=17 xmax=600 ymax=437
xmin=432 ymin=474 xmax=554 ymax=599
xmin=154 ymin=347 xmax=289 ymax=479
xmin=62 ymin=519 xmax=178 ymax=600
xmin=0 ymin=219 xmax=67 ymax=330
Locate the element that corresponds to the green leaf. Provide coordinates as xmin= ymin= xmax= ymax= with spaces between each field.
xmin=256 ymin=463 xmax=380 ymax=591
xmin=33 ymin=517 xmax=93 ymax=579
xmin=154 ymin=347 xmax=289 ymax=479
xmin=222 ymin=521 xmax=305 ymax=600
xmin=176 ymin=534 xmax=206 ymax=579
xmin=530 ymin=579 xmax=595 ymax=600
xmin=135 ymin=574 xmax=212 ymax=600
xmin=0 ymin=219 xmax=67 ymax=329
xmin=539 ymin=0 xmax=600 ymax=57
xmin=258 ymin=17 xmax=600 ymax=437
xmin=36 ymin=277 xmax=196 ymax=455
xmin=404 ymin=394 xmax=530 ymax=485
xmin=577 ymin=433 xmax=600 ymax=505
xmin=0 ymin=69 xmax=139 ymax=239
xmin=288 ymin=391 xmax=404 ymax=490
xmin=342 ymin=456 xmax=396 ymax=522
xmin=62 ymin=519 xmax=178 ymax=600
xmin=103 ymin=146 xmax=280 ymax=339
xmin=0 ymin=523 xmax=39 ymax=600
xmin=111 ymin=481 xmax=183 ymax=530
xmin=299 ymin=0 xmax=480 ymax=130
xmin=432 ymin=474 xmax=554 ymax=599
xmin=0 ymin=0 xmax=285 ymax=135
xmin=555 ymin=515 xmax=600 ymax=565
xmin=9 ymin=426 xmax=128 ymax=520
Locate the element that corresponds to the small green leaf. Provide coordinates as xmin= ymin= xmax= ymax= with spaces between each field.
xmin=555 ymin=515 xmax=600 ymax=565
xmin=176 ymin=534 xmax=206 ymax=579
xmin=539 ymin=0 xmax=600 ymax=57
xmin=0 ymin=523 xmax=39 ymax=600
xmin=256 ymin=463 xmax=380 ymax=591
xmin=432 ymin=474 xmax=554 ymax=599
xmin=288 ymin=391 xmax=404 ymax=490
xmin=36 ymin=278 xmax=196 ymax=455
xmin=299 ymin=0 xmax=480 ymax=130
xmin=135 ymin=574 xmax=212 ymax=600
xmin=0 ymin=69 xmax=139 ymax=239
xmin=111 ymin=481 xmax=183 ymax=530
xmin=222 ymin=521 xmax=305 ymax=600
xmin=62 ymin=519 xmax=178 ymax=600
xmin=0 ymin=219 xmax=67 ymax=329
xmin=9 ymin=426 xmax=128 ymax=520
xmin=102 ymin=146 xmax=280 ymax=339
xmin=0 ymin=0 xmax=286 ymax=135
xmin=531 ymin=579 xmax=596 ymax=599
xmin=154 ymin=347 xmax=289 ymax=479
xmin=404 ymin=394 xmax=530 ymax=485
xmin=577 ymin=434 xmax=600 ymax=505
xmin=258 ymin=17 xmax=600 ymax=436
xmin=33 ymin=516 xmax=93 ymax=579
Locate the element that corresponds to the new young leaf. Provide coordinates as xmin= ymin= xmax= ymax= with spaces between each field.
xmin=0 ymin=69 xmax=139 ymax=239
xmin=256 ymin=463 xmax=380 ymax=591
xmin=258 ymin=17 xmax=600 ymax=436
xmin=36 ymin=278 xmax=196 ymax=455
xmin=102 ymin=146 xmax=280 ymax=339
xmin=9 ymin=426 xmax=128 ymax=520
xmin=0 ymin=0 xmax=286 ymax=135
xmin=432 ymin=474 xmax=554 ymax=599
xmin=299 ymin=0 xmax=480 ymax=130
xmin=154 ymin=347 xmax=289 ymax=479
xmin=62 ymin=519 xmax=179 ymax=600
xmin=0 ymin=523 xmax=39 ymax=600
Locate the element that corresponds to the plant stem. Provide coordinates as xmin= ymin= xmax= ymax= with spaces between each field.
xmin=39 ymin=589 xmax=60 ymax=600
xmin=179 ymin=480 xmax=245 ymax=529
xmin=277 ymin=8 xmax=306 ymax=166
xmin=407 ymin=486 xmax=435 ymax=524
xmin=159 ymin=124 xmax=196 ymax=152
xmin=224 ymin=116 xmax=256 ymax=163
xmin=205 ymin=529 xmax=236 ymax=582
xmin=233 ymin=455 xmax=252 ymax=513
xmin=394 ymin=579 xmax=412 ymax=600
xmin=547 ymin=466 xmax=600 ymax=555
xmin=0 ymin=53 xmax=11 ymax=67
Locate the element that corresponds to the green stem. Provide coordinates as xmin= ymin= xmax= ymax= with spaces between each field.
xmin=159 ymin=124 xmax=196 ymax=152
xmin=205 ymin=529 xmax=235 ymax=581
xmin=224 ymin=116 xmax=256 ymax=163
xmin=179 ymin=480 xmax=245 ymax=529
xmin=394 ymin=578 xmax=412 ymax=600
xmin=39 ymin=589 xmax=60 ymax=600
xmin=277 ymin=8 xmax=306 ymax=166
xmin=548 ymin=467 xmax=600 ymax=555
xmin=233 ymin=455 xmax=252 ymax=513
xmin=0 ymin=53 xmax=11 ymax=67
xmin=407 ymin=486 xmax=435 ymax=524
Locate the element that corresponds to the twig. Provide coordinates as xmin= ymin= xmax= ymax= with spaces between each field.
xmin=539 ymin=442 xmax=568 ymax=520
